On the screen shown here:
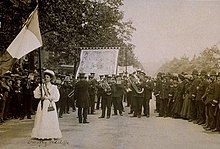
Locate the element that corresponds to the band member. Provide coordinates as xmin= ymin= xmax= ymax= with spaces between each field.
xmin=143 ymin=76 xmax=153 ymax=117
xmin=158 ymin=73 xmax=167 ymax=117
xmin=112 ymin=75 xmax=123 ymax=116
xmin=74 ymin=73 xmax=90 ymax=123
xmin=154 ymin=72 xmax=162 ymax=113
xmin=59 ymin=79 xmax=70 ymax=118
xmin=96 ymin=75 xmax=104 ymax=110
xmin=125 ymin=74 xmax=134 ymax=114
xmin=129 ymin=72 xmax=145 ymax=118
xmin=99 ymin=75 xmax=112 ymax=119
xmin=88 ymin=73 xmax=97 ymax=114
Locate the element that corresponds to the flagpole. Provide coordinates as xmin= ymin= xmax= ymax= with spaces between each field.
xmin=36 ymin=1 xmax=43 ymax=110
xmin=125 ymin=47 xmax=128 ymax=75
xmin=38 ymin=45 xmax=44 ymax=111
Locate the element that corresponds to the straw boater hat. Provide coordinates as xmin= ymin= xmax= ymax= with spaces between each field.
xmin=43 ymin=69 xmax=55 ymax=81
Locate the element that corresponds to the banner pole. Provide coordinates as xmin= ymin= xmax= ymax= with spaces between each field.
xmin=125 ymin=48 xmax=128 ymax=75
xmin=37 ymin=1 xmax=43 ymax=110
xmin=38 ymin=48 xmax=43 ymax=110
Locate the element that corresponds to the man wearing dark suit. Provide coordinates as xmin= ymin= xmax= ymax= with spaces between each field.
xmin=188 ymin=69 xmax=201 ymax=122
xmin=215 ymin=72 xmax=220 ymax=132
xmin=88 ymin=73 xmax=97 ymax=114
xmin=99 ymin=75 xmax=112 ymax=119
xmin=74 ymin=73 xmax=90 ymax=123
xmin=130 ymin=72 xmax=146 ymax=118
xmin=196 ymin=70 xmax=209 ymax=125
xmin=202 ymin=70 xmax=220 ymax=131
xmin=143 ymin=76 xmax=153 ymax=117
xmin=96 ymin=75 xmax=104 ymax=110
xmin=154 ymin=72 xmax=162 ymax=114
xmin=112 ymin=75 xmax=123 ymax=116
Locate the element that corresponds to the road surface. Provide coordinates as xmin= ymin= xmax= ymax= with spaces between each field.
xmin=0 ymin=100 xmax=220 ymax=149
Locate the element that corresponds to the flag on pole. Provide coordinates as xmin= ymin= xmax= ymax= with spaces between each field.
xmin=0 ymin=6 xmax=42 ymax=75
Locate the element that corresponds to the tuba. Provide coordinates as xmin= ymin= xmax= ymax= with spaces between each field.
xmin=128 ymin=74 xmax=144 ymax=94
xmin=100 ymin=79 xmax=112 ymax=95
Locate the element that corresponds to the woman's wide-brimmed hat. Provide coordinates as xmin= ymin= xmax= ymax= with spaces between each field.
xmin=43 ymin=69 xmax=56 ymax=81
xmin=43 ymin=69 xmax=55 ymax=76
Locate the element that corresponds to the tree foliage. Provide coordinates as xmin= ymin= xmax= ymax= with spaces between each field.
xmin=158 ymin=46 xmax=220 ymax=74
xmin=1 ymin=0 xmax=142 ymax=72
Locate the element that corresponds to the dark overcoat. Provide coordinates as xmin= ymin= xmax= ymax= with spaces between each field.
xmin=145 ymin=81 xmax=153 ymax=100
xmin=74 ymin=80 xmax=90 ymax=108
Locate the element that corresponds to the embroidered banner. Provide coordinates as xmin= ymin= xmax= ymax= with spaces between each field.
xmin=76 ymin=48 xmax=119 ymax=78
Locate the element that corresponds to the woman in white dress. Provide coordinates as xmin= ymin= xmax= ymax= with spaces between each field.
xmin=31 ymin=69 xmax=62 ymax=140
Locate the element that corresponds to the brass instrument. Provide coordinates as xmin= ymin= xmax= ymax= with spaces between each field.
xmin=123 ymin=77 xmax=132 ymax=93
xmin=125 ymin=84 xmax=132 ymax=93
xmin=128 ymin=74 xmax=144 ymax=94
xmin=100 ymin=79 xmax=112 ymax=95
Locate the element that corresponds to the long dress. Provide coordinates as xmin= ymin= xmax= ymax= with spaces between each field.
xmin=31 ymin=82 xmax=62 ymax=139
xmin=180 ymin=82 xmax=192 ymax=119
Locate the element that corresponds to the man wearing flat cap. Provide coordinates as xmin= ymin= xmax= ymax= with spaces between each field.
xmin=74 ymin=73 xmax=90 ymax=123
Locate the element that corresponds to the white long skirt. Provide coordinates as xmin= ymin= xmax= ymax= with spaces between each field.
xmin=31 ymin=100 xmax=62 ymax=139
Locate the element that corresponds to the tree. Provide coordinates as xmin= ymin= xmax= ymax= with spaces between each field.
xmin=157 ymin=46 xmax=220 ymax=74
xmin=1 ymin=0 xmax=142 ymax=72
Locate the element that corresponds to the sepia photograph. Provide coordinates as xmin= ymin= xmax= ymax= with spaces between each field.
xmin=1 ymin=0 xmax=220 ymax=148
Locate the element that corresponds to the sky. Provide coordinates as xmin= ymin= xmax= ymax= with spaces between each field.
xmin=121 ymin=0 xmax=220 ymax=73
